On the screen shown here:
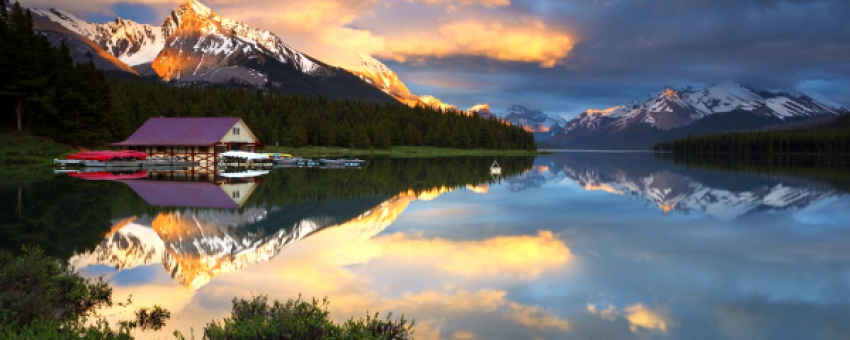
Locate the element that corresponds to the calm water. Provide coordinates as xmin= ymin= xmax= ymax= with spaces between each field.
xmin=2 ymin=153 xmax=850 ymax=339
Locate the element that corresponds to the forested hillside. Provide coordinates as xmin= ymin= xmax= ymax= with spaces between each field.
xmin=0 ymin=2 xmax=535 ymax=150
xmin=654 ymin=114 xmax=850 ymax=156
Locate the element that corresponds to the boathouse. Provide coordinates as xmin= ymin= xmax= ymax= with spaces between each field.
xmin=109 ymin=117 xmax=261 ymax=169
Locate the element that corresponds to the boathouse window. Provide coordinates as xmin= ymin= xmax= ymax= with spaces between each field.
xmin=232 ymin=191 xmax=240 ymax=199
xmin=216 ymin=146 xmax=227 ymax=154
xmin=156 ymin=146 xmax=164 ymax=153
xmin=177 ymin=146 xmax=185 ymax=154
xmin=233 ymin=127 xmax=240 ymax=135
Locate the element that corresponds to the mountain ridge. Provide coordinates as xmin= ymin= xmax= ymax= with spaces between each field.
xmin=550 ymin=81 xmax=847 ymax=149
xmin=29 ymin=0 xmax=395 ymax=102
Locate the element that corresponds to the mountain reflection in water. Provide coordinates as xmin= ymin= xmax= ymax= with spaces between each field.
xmin=2 ymin=154 xmax=849 ymax=340
xmin=509 ymin=153 xmax=840 ymax=221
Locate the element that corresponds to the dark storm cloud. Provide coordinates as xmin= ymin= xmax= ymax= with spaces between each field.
xmin=402 ymin=0 xmax=850 ymax=117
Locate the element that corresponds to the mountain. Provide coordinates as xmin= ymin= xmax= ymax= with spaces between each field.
xmin=551 ymin=81 xmax=848 ymax=149
xmin=29 ymin=9 xmax=140 ymax=76
xmin=30 ymin=1 xmax=394 ymax=102
xmin=468 ymin=104 xmax=494 ymax=119
xmin=31 ymin=8 xmax=166 ymax=68
xmin=350 ymin=52 xmax=419 ymax=104
xmin=350 ymin=52 xmax=476 ymax=113
xmin=501 ymin=105 xmax=568 ymax=141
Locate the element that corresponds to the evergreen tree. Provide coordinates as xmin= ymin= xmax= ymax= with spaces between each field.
xmin=289 ymin=124 xmax=308 ymax=148
xmin=353 ymin=124 xmax=371 ymax=149
xmin=405 ymin=123 xmax=422 ymax=146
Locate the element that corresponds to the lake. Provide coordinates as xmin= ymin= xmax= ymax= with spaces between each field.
xmin=2 ymin=152 xmax=849 ymax=339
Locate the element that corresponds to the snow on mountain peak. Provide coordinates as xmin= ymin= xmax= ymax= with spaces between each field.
xmin=552 ymin=80 xmax=847 ymax=147
xmin=188 ymin=0 xmax=214 ymax=17
xmin=583 ymin=106 xmax=629 ymax=117
xmin=502 ymin=105 xmax=567 ymax=134
xmin=151 ymin=0 xmax=331 ymax=80
xmin=351 ymin=52 xmax=413 ymax=99
xmin=469 ymin=103 xmax=491 ymax=113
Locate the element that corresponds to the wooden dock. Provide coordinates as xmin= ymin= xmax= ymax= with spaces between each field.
xmin=272 ymin=158 xmax=366 ymax=169
xmin=54 ymin=157 xmax=200 ymax=168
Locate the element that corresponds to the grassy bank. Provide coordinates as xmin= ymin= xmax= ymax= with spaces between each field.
xmin=0 ymin=133 xmax=76 ymax=166
xmin=264 ymin=146 xmax=549 ymax=158
xmin=0 ymin=133 xmax=546 ymax=166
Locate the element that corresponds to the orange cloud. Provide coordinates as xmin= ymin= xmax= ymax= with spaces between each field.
xmin=506 ymin=302 xmax=572 ymax=332
xmin=373 ymin=230 xmax=573 ymax=277
xmin=414 ymin=0 xmax=511 ymax=8
xmin=380 ymin=19 xmax=575 ymax=67
xmin=588 ymin=302 xmax=672 ymax=333
xmin=624 ymin=303 xmax=671 ymax=333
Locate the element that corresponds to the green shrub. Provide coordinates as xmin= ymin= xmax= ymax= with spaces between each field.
xmin=0 ymin=247 xmax=112 ymax=328
xmin=204 ymin=295 xmax=414 ymax=340
xmin=0 ymin=247 xmax=170 ymax=339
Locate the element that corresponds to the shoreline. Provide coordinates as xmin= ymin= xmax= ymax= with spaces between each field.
xmin=0 ymin=134 xmax=547 ymax=166
xmin=262 ymin=146 xmax=548 ymax=158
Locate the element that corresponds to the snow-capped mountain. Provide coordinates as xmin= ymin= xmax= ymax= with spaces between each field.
xmin=418 ymin=95 xmax=461 ymax=112
xmin=351 ymin=52 xmax=416 ymax=101
xmin=30 ymin=12 xmax=141 ymax=75
xmin=32 ymin=8 xmax=166 ymax=67
xmin=29 ymin=1 xmax=393 ymax=101
xmin=551 ymin=81 xmax=848 ymax=149
xmin=33 ymin=1 xmax=326 ymax=76
xmin=349 ymin=52 xmax=472 ymax=111
xmin=503 ymin=105 xmax=567 ymax=132
xmin=468 ymin=104 xmax=495 ymax=119
xmin=153 ymin=0 xmax=330 ymax=82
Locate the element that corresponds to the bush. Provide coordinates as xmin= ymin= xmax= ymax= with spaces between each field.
xmin=0 ymin=247 xmax=170 ymax=339
xmin=204 ymin=295 xmax=414 ymax=340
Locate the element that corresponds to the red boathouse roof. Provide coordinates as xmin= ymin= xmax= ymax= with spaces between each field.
xmin=121 ymin=181 xmax=240 ymax=209
xmin=109 ymin=117 xmax=242 ymax=146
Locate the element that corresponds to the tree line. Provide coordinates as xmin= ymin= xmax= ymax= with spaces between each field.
xmin=0 ymin=2 xmax=536 ymax=150
xmin=107 ymin=81 xmax=536 ymax=150
xmin=0 ymin=2 xmax=111 ymax=146
xmin=654 ymin=114 xmax=850 ymax=156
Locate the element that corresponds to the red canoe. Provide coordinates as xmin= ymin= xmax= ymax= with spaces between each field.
xmin=66 ymin=150 xmax=148 ymax=161
xmin=67 ymin=171 xmax=148 ymax=181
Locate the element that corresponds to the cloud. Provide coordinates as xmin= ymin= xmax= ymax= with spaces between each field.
xmin=624 ymin=303 xmax=671 ymax=333
xmin=506 ymin=302 xmax=572 ymax=332
xmin=586 ymin=303 xmax=617 ymax=321
xmin=588 ymin=302 xmax=672 ymax=333
xmin=372 ymin=230 xmax=573 ymax=277
xmin=379 ymin=19 xmax=574 ymax=68
xmin=413 ymin=0 xmax=511 ymax=8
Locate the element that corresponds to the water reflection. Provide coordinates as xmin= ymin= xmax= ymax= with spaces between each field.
xmin=3 ymin=154 xmax=849 ymax=339
xmin=511 ymin=153 xmax=840 ymax=220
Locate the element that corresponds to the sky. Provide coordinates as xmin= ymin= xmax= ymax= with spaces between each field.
xmin=20 ymin=0 xmax=850 ymax=119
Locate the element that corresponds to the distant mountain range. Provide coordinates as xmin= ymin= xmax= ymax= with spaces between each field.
xmin=507 ymin=153 xmax=839 ymax=221
xmin=29 ymin=1 xmax=393 ymax=101
xmin=549 ymin=81 xmax=848 ymax=149
xmin=501 ymin=105 xmax=568 ymax=140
